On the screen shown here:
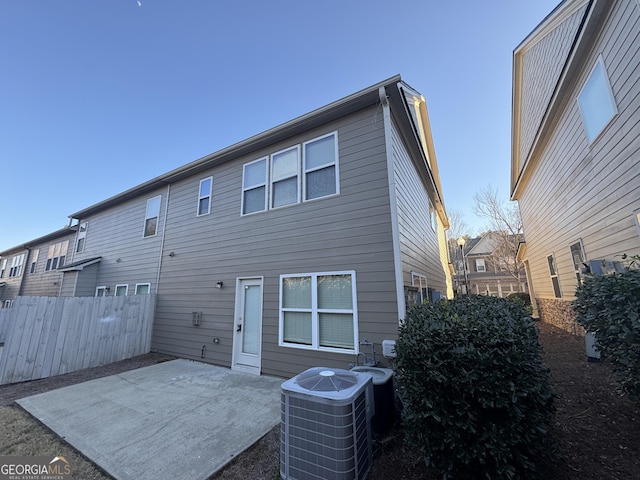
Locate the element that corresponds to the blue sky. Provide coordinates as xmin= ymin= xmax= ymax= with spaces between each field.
xmin=0 ymin=0 xmax=560 ymax=252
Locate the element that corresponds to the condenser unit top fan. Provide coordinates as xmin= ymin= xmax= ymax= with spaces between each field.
xmin=295 ymin=368 xmax=357 ymax=392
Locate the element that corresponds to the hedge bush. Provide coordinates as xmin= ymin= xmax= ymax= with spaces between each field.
xmin=573 ymin=266 xmax=640 ymax=400
xmin=395 ymin=295 xmax=557 ymax=479
xmin=506 ymin=291 xmax=531 ymax=307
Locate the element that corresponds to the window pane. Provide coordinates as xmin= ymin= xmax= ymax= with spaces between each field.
xmin=272 ymin=177 xmax=297 ymax=208
xmin=283 ymin=276 xmax=311 ymax=308
xmin=319 ymin=313 xmax=354 ymax=349
xmin=244 ymin=159 xmax=266 ymax=188
xmin=579 ymin=61 xmax=616 ymax=142
xmin=547 ymin=255 xmax=556 ymax=275
xmin=198 ymin=197 xmax=210 ymax=215
xmin=243 ymin=186 xmax=266 ymax=214
xmin=144 ymin=217 xmax=158 ymax=237
xmin=283 ymin=311 xmax=312 ymax=345
xmin=115 ymin=285 xmax=128 ymax=296
xmin=272 ymin=149 xmax=298 ymax=180
xmin=200 ymin=178 xmax=211 ymax=197
xmin=318 ymin=275 xmax=352 ymax=309
xmin=570 ymin=243 xmax=584 ymax=269
xmin=242 ymin=285 xmax=261 ymax=355
xmin=306 ymin=166 xmax=336 ymax=200
xmin=305 ymin=135 xmax=335 ymax=170
xmin=77 ymin=238 xmax=85 ymax=253
xmin=146 ymin=196 xmax=161 ymax=217
xmin=136 ymin=284 xmax=150 ymax=295
xmin=552 ymin=277 xmax=562 ymax=298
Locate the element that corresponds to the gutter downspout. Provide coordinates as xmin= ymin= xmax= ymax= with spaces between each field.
xmin=380 ymin=85 xmax=407 ymax=322
xmin=155 ymin=183 xmax=171 ymax=295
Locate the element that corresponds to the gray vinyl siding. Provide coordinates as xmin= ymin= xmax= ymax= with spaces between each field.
xmin=519 ymin=0 xmax=640 ymax=300
xmin=68 ymin=189 xmax=167 ymax=296
xmin=518 ymin=4 xmax=588 ymax=168
xmin=390 ymin=119 xmax=448 ymax=299
xmin=152 ymin=105 xmax=399 ymax=378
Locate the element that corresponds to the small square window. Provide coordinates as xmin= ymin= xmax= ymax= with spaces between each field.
xmin=115 ymin=284 xmax=129 ymax=296
xmin=578 ymin=57 xmax=617 ymax=143
xmin=135 ymin=283 xmax=151 ymax=295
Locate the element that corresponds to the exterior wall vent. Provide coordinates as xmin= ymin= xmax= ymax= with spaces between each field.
xmin=280 ymin=367 xmax=373 ymax=480
xmin=191 ymin=311 xmax=202 ymax=326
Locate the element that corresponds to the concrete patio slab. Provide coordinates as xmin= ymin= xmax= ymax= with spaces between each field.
xmin=17 ymin=359 xmax=283 ymax=480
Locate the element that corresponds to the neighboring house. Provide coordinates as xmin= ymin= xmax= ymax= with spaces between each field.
xmin=451 ymin=233 xmax=527 ymax=297
xmin=511 ymin=0 xmax=640 ymax=332
xmin=12 ymin=75 xmax=451 ymax=378
xmin=0 ymin=227 xmax=77 ymax=306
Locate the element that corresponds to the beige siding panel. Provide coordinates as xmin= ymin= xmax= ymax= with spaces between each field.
xmin=519 ymin=0 xmax=640 ymax=301
xmin=390 ymin=119 xmax=448 ymax=299
xmin=519 ymin=4 xmax=588 ymax=168
xmin=152 ymin=105 xmax=400 ymax=378
xmin=67 ymin=187 xmax=167 ymax=295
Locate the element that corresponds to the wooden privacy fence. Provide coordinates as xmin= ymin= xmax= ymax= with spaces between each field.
xmin=0 ymin=295 xmax=156 ymax=385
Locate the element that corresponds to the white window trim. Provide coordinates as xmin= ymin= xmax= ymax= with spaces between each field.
xmin=241 ymin=157 xmax=268 ymax=216
xmin=634 ymin=209 xmax=640 ymax=238
xmin=269 ymin=145 xmax=300 ymax=210
xmin=115 ymin=284 xmax=129 ymax=296
xmin=577 ymin=56 xmax=617 ymax=143
xmin=30 ymin=249 xmax=40 ymax=274
xmin=278 ymin=270 xmax=358 ymax=354
xmin=76 ymin=221 xmax=88 ymax=253
xmin=569 ymin=239 xmax=587 ymax=284
xmin=476 ymin=258 xmax=487 ymax=273
xmin=0 ymin=258 xmax=6 ymax=278
xmin=9 ymin=254 xmax=25 ymax=277
xmin=547 ymin=253 xmax=562 ymax=299
xmin=302 ymin=131 xmax=340 ymax=203
xmin=135 ymin=282 xmax=151 ymax=295
xmin=197 ymin=177 xmax=213 ymax=216
xmin=143 ymin=195 xmax=162 ymax=238
xmin=95 ymin=286 xmax=108 ymax=297
xmin=45 ymin=241 xmax=69 ymax=271
xmin=411 ymin=272 xmax=428 ymax=304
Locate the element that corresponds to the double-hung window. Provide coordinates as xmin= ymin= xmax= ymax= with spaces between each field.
xmin=198 ymin=177 xmax=213 ymax=216
xmin=0 ymin=259 xmax=6 ymax=278
xmin=411 ymin=272 xmax=428 ymax=304
xmin=30 ymin=249 xmax=39 ymax=274
xmin=570 ymin=240 xmax=586 ymax=285
xmin=242 ymin=158 xmax=268 ymax=214
xmin=271 ymin=146 xmax=300 ymax=208
xmin=578 ymin=57 xmax=617 ymax=143
xmin=547 ymin=254 xmax=562 ymax=298
xmin=45 ymin=241 xmax=68 ymax=271
xmin=9 ymin=254 xmax=25 ymax=277
xmin=76 ymin=222 xmax=88 ymax=253
xmin=144 ymin=195 xmax=161 ymax=237
xmin=476 ymin=259 xmax=487 ymax=272
xmin=280 ymin=271 xmax=357 ymax=352
xmin=303 ymin=133 xmax=338 ymax=201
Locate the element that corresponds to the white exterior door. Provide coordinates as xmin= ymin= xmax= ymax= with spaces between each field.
xmin=232 ymin=278 xmax=263 ymax=375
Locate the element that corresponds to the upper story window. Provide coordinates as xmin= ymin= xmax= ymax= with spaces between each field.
xmin=578 ymin=57 xmax=617 ymax=143
xmin=1 ymin=259 xmax=7 ymax=278
xmin=45 ymin=241 xmax=68 ymax=271
xmin=115 ymin=284 xmax=129 ymax=296
xmin=547 ymin=253 xmax=562 ymax=298
xmin=279 ymin=271 xmax=357 ymax=353
xmin=241 ymin=132 xmax=339 ymax=216
xmin=198 ymin=177 xmax=213 ymax=216
xmin=76 ymin=222 xmax=88 ymax=253
xmin=9 ymin=254 xmax=25 ymax=277
xmin=271 ymin=146 xmax=300 ymax=208
xmin=144 ymin=195 xmax=161 ymax=237
xmin=30 ymin=249 xmax=39 ymax=274
xmin=303 ymin=133 xmax=338 ymax=201
xmin=475 ymin=259 xmax=486 ymax=272
xmin=242 ymin=158 xmax=268 ymax=215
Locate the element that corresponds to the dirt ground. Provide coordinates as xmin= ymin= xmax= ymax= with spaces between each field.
xmin=1 ymin=322 xmax=639 ymax=479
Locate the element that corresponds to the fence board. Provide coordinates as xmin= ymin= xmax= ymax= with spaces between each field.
xmin=0 ymin=295 xmax=156 ymax=385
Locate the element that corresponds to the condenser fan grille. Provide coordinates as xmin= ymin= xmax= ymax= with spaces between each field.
xmin=295 ymin=369 xmax=357 ymax=391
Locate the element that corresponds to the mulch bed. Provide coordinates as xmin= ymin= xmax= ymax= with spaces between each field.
xmin=1 ymin=322 xmax=639 ymax=479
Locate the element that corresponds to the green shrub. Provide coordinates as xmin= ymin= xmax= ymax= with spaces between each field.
xmin=395 ymin=296 xmax=557 ymax=479
xmin=507 ymin=291 xmax=531 ymax=307
xmin=573 ymin=266 xmax=640 ymax=400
